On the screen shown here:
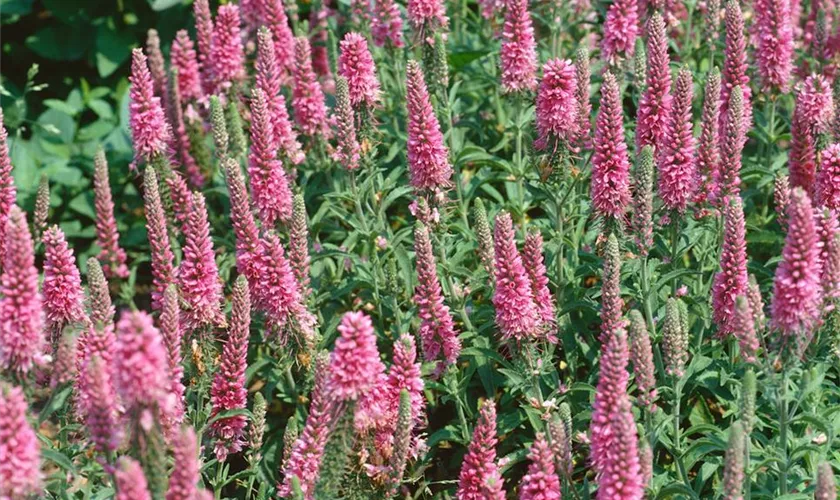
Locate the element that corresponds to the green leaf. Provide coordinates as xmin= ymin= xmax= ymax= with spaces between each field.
xmin=41 ymin=448 xmax=77 ymax=474
xmin=148 ymin=0 xmax=183 ymax=10
xmin=95 ymin=22 xmax=134 ymax=78
xmin=25 ymin=23 xmax=93 ymax=61
xmin=38 ymin=384 xmax=73 ymax=424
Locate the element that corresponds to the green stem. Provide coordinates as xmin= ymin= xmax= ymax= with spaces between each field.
xmin=514 ymin=95 xmax=526 ymax=223
xmin=670 ymin=216 xmax=680 ymax=295
xmin=779 ymin=365 xmax=789 ymax=495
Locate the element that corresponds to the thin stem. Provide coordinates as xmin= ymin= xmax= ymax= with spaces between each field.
xmin=779 ymin=365 xmax=789 ymax=495
xmin=514 ymin=95 xmax=526 ymax=223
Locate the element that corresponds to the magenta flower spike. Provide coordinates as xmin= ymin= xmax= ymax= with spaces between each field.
xmin=167 ymin=71 xmax=204 ymax=190
xmin=386 ymin=334 xmax=426 ymax=431
xmin=590 ymin=329 xmax=644 ymax=500
xmin=249 ymin=88 xmax=294 ymax=227
xmin=817 ymin=144 xmax=840 ymax=209
xmin=42 ymin=226 xmax=85 ymax=331
xmin=600 ymin=0 xmax=639 ymax=65
xmin=714 ymin=86 xmax=745 ymax=203
xmin=790 ymin=75 xmax=834 ymax=194
xmin=636 ymin=12 xmax=672 ymax=153
xmin=115 ymin=457 xmax=152 ymax=500
xmin=658 ymin=67 xmax=697 ymax=213
xmin=406 ymin=60 xmax=452 ymax=190
xmin=500 ymin=0 xmax=538 ymax=94
xmin=591 ymin=72 xmax=631 ymax=220
xmin=696 ymin=69 xmax=721 ymax=207
xmin=339 ymin=33 xmax=381 ymax=109
xmin=178 ymin=192 xmax=226 ymax=331
xmin=94 ymin=151 xmax=129 ymax=281
xmin=166 ymin=427 xmax=201 ymax=500
xmin=160 ymin=286 xmax=186 ymax=429
xmin=0 ymin=383 xmax=42 ymax=499
xmin=146 ymin=29 xmax=169 ymax=118
xmin=732 ymin=296 xmax=759 ymax=363
xmin=223 ymin=159 xmax=264 ymax=289
xmin=522 ymin=231 xmax=556 ymax=333
xmin=129 ymin=48 xmax=172 ymax=165
xmin=259 ymin=0 xmax=296 ymax=79
xmin=193 ymin=0 xmax=215 ymax=96
xmin=711 ymin=196 xmax=749 ymax=337
xmin=280 ymin=355 xmax=335 ymax=497
xmin=535 ymin=58 xmax=578 ymax=151
xmin=720 ymin=1 xmax=752 ymax=133
xmin=171 ymin=30 xmax=203 ymax=103
xmin=817 ymin=209 xmax=840 ymax=299
xmin=492 ymin=212 xmax=542 ymax=341
xmin=755 ymin=0 xmax=794 ymax=92
xmin=77 ymin=355 xmax=121 ymax=455
xmin=114 ymin=310 xmax=172 ymax=418
xmin=0 ymin=110 xmax=17 ymax=269
xmin=771 ymin=188 xmax=822 ymax=351
xmin=143 ymin=168 xmax=175 ymax=311
xmin=293 ymin=37 xmax=331 ymax=140
xmin=210 ymin=4 xmax=246 ymax=93
xmin=373 ymin=0 xmax=405 ymax=48
xmin=258 ymin=232 xmax=316 ymax=344
xmin=414 ymin=223 xmax=461 ymax=367
xmin=456 ymin=400 xmax=506 ymax=500
xmin=407 ymin=0 xmax=448 ymax=31
xmin=328 ymin=311 xmax=386 ymax=401
xmin=255 ymin=27 xmax=305 ymax=165
xmin=519 ymin=433 xmax=561 ymax=500
xmin=210 ymin=277 xmax=251 ymax=462
xmin=0 ymin=206 xmax=44 ymax=374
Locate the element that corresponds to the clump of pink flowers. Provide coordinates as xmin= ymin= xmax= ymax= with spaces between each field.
xmin=406 ymin=61 xmax=452 ymax=191
xmin=535 ymin=58 xmax=578 ymax=151
xmin=500 ymin=0 xmax=538 ymax=93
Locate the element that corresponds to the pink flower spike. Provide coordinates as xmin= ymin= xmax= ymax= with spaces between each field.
xmin=255 ymin=27 xmax=305 ymax=165
xmin=160 ymin=286 xmax=186 ymax=430
xmin=329 ymin=311 xmax=386 ymax=401
xmin=817 ymin=209 xmax=840 ymax=299
xmin=0 ymin=383 xmax=42 ymax=499
xmin=146 ymin=29 xmax=169 ymax=118
xmin=0 ymin=206 xmax=44 ymax=374
xmin=492 ymin=212 xmax=542 ymax=341
xmin=42 ymin=226 xmax=85 ymax=330
xmin=178 ymin=192 xmax=226 ymax=331
xmin=636 ymin=12 xmax=672 ymax=153
xmin=818 ymin=144 xmax=840 ymax=209
xmin=522 ymin=231 xmax=556 ymax=335
xmin=732 ymin=296 xmax=759 ymax=363
xmin=500 ymin=0 xmax=538 ymax=94
xmin=600 ymin=234 xmax=624 ymax=344
xmin=720 ymin=1 xmax=752 ymax=134
xmin=386 ymin=334 xmax=426 ymax=432
xmin=77 ymin=355 xmax=121 ymax=455
xmin=115 ymin=457 xmax=152 ymax=500
xmin=696 ymin=69 xmax=721 ymax=207
xmin=210 ymin=277 xmax=251 ymax=462
xmin=258 ymin=232 xmax=317 ymax=344
xmin=193 ymin=0 xmax=215 ymax=96
xmin=519 ymin=433 xmax=561 ymax=500
xmin=171 ymin=30 xmax=203 ymax=103
xmin=406 ymin=60 xmax=452 ymax=190
xmin=658 ymin=67 xmax=697 ymax=213
xmin=755 ymin=0 xmax=794 ymax=92
xmin=591 ymin=72 xmax=631 ymax=220
xmin=0 ymin=109 xmax=17 ymax=268
xmin=259 ymin=0 xmax=296 ymax=79
xmin=280 ymin=355 xmax=334 ymax=497
xmin=535 ymin=58 xmax=578 ymax=151
xmin=457 ymin=400 xmax=505 ymax=500
xmin=223 ymin=159 xmax=263 ymax=290
xmin=143 ymin=168 xmax=175 ymax=312
xmin=373 ymin=0 xmax=405 ymax=48
xmin=93 ymin=150 xmax=129 ymax=279
xmin=249 ymin=88 xmax=294 ymax=227
xmin=339 ymin=33 xmax=381 ymax=109
xmin=129 ymin=48 xmax=172 ymax=165
xmin=771 ymin=188 xmax=822 ymax=353
xmin=414 ymin=223 xmax=461 ymax=367
xmin=407 ymin=0 xmax=448 ymax=30
xmin=714 ymin=86 xmax=745 ymax=203
xmin=711 ymin=196 xmax=749 ymax=337
xmin=166 ymin=427 xmax=201 ymax=500
xmin=293 ymin=37 xmax=331 ymax=140
xmin=210 ymin=4 xmax=246 ymax=93
xmin=114 ymin=310 xmax=172 ymax=419
xmin=601 ymin=0 xmax=639 ymax=65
